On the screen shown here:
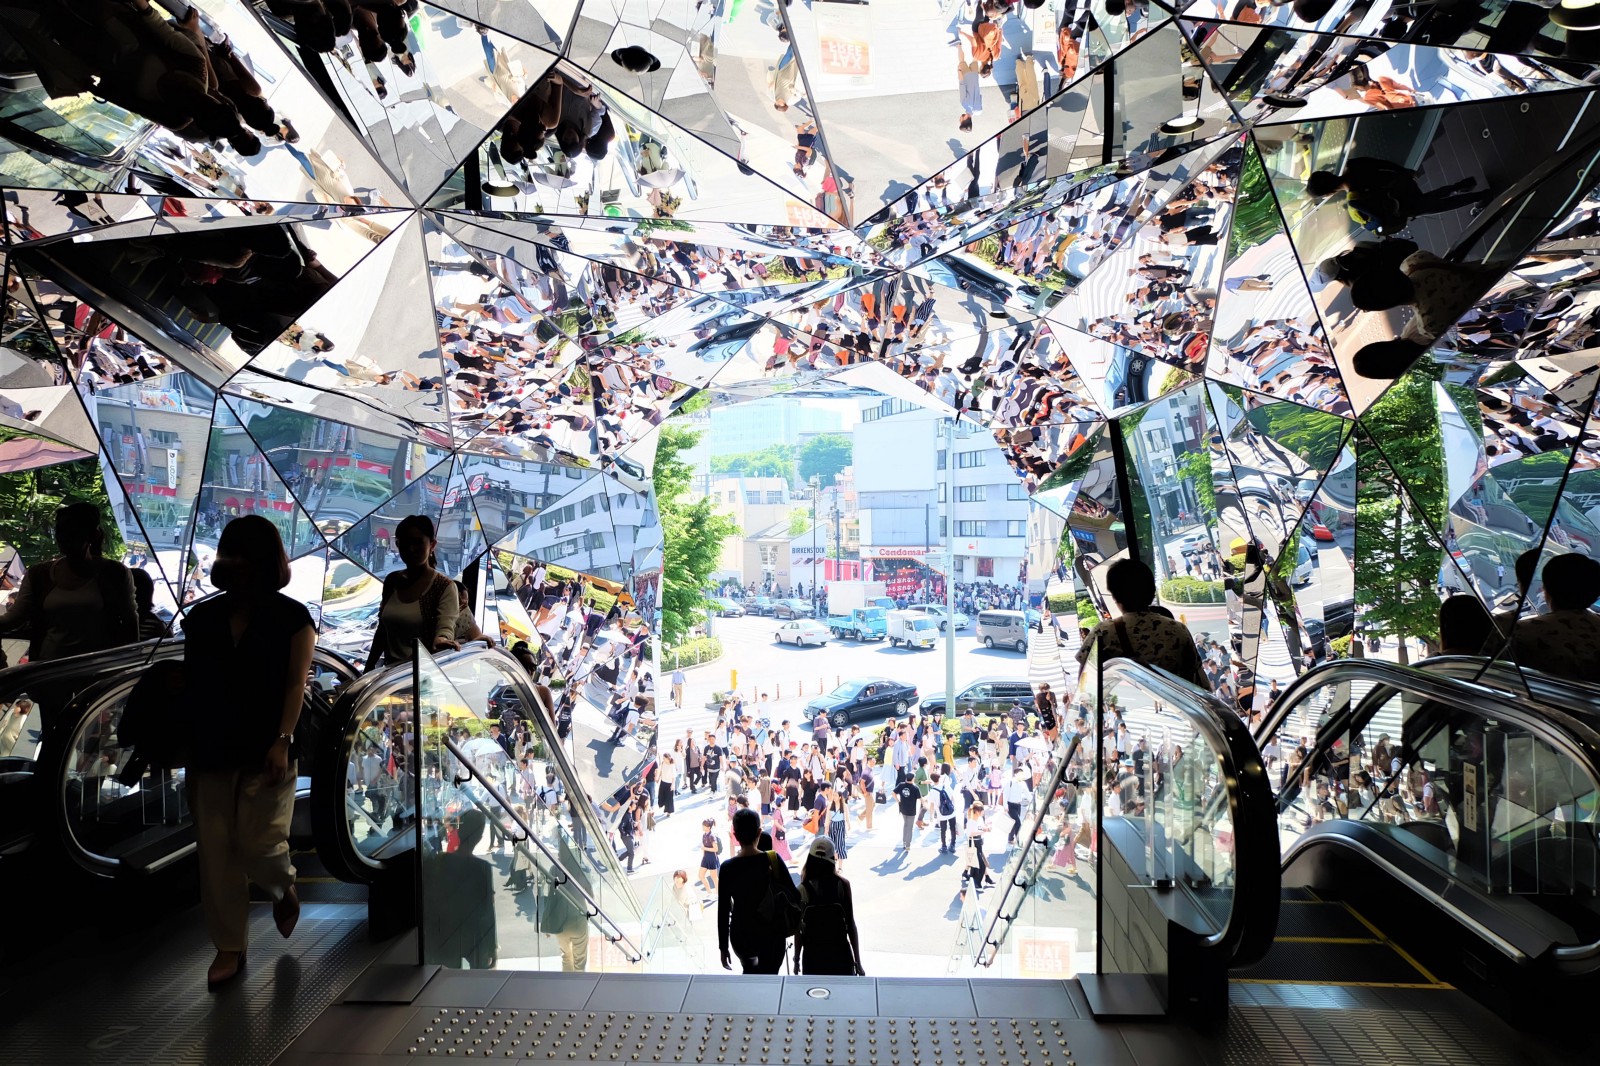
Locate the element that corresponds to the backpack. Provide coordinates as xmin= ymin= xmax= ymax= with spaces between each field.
xmin=937 ymin=787 xmax=955 ymax=818
xmin=115 ymin=659 xmax=189 ymax=785
xmin=796 ymin=880 xmax=853 ymax=970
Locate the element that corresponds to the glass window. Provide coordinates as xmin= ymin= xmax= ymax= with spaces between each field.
xmin=938 ymin=483 xmax=946 ymax=502
xmin=957 ymin=485 xmax=986 ymax=502
xmin=765 ymin=491 xmax=784 ymax=504
xmin=957 ymin=451 xmax=985 ymax=468
xmin=581 ymin=496 xmax=596 ymax=516
xmin=1006 ymin=483 xmax=1027 ymax=500
xmin=939 ymin=517 xmax=947 ymax=537
xmin=936 ymin=450 xmax=947 ymax=470
xmin=956 ymin=521 xmax=986 ymax=537
xmin=745 ymin=491 xmax=761 ymax=504
xmin=1006 ymin=520 xmax=1026 ymax=537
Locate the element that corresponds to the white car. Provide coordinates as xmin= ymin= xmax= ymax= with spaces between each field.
xmin=774 ymin=619 xmax=830 ymax=646
xmin=906 ymin=604 xmax=971 ymax=630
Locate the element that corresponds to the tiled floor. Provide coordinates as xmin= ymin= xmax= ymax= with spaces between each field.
xmin=268 ymin=968 xmax=1586 ymax=1066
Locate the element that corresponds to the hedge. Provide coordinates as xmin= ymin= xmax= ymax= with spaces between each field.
xmin=664 ymin=636 xmax=723 ymax=670
xmin=1160 ymin=576 xmax=1225 ymax=604
xmin=1045 ymin=592 xmax=1075 ymax=613
xmin=1330 ymin=634 xmax=1352 ymax=659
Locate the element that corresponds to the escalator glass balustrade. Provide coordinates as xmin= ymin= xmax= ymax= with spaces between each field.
xmin=1256 ymin=660 xmax=1600 ymax=973
xmin=413 ymin=647 xmax=647 ymax=972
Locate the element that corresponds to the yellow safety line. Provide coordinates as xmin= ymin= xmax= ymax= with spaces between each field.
xmin=1231 ymin=978 xmax=1448 ymax=989
xmin=1273 ymin=936 xmax=1382 ymax=945
xmin=1339 ymin=902 xmax=1450 ymax=987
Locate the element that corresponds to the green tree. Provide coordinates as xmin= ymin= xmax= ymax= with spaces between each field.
xmin=787 ymin=507 xmax=811 ymax=536
xmin=1176 ymin=447 xmax=1216 ymax=518
xmin=654 ymin=421 xmax=739 ymax=647
xmin=710 ymin=443 xmax=795 ymax=480
xmin=1353 ymin=372 xmax=1446 ymax=663
xmin=0 ymin=452 xmax=125 ymax=564
xmin=798 ymin=433 xmax=853 ymax=485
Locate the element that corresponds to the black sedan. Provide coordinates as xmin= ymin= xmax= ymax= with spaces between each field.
xmin=771 ymin=598 xmax=813 ymax=619
xmin=749 ymin=596 xmax=776 ymax=616
xmin=804 ymin=677 xmax=918 ymax=729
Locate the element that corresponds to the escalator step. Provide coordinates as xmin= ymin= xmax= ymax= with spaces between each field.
xmin=1275 ymin=901 xmax=1372 ymax=940
xmin=1235 ymin=940 xmax=1441 ymax=986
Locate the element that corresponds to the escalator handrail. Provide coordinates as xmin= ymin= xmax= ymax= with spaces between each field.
xmin=1101 ymin=659 xmax=1281 ymax=967
xmin=1255 ymin=659 xmax=1600 ymax=775
xmin=1417 ymin=656 xmax=1600 ymax=728
xmin=0 ymin=636 xmax=172 ymax=702
xmin=1258 ymin=659 xmax=1600 ymax=964
xmin=427 ymin=646 xmax=649 ymax=916
xmin=441 ymin=735 xmax=642 ymax=963
xmin=975 ymin=729 xmax=1085 ymax=966
xmin=311 ymin=649 xmax=479 ymax=883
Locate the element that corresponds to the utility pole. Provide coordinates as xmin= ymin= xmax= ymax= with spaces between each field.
xmin=944 ymin=418 xmax=956 ymax=714
xmin=809 ymin=474 xmax=820 ymax=605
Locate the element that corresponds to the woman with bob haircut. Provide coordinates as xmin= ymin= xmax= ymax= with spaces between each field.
xmin=364 ymin=513 xmax=459 ymax=671
xmin=0 ymin=500 xmax=137 ymax=662
xmin=182 ymin=515 xmax=315 ymax=988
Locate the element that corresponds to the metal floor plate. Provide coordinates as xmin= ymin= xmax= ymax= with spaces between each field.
xmin=1 ymin=902 xmax=378 ymax=1066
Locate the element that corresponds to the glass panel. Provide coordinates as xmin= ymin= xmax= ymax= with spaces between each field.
xmin=415 ymin=648 xmax=647 ymax=971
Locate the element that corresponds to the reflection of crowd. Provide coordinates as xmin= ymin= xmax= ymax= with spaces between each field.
xmin=6 ymin=0 xmax=295 ymax=157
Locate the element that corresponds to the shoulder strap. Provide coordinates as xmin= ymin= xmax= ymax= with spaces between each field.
xmin=1112 ymin=618 xmax=1136 ymax=658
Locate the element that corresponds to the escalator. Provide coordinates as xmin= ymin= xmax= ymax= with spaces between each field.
xmin=42 ymin=644 xmax=359 ymax=880
xmin=973 ymin=655 xmax=1280 ymax=1018
xmin=313 ymin=645 xmax=655 ymax=967
xmin=1252 ymin=659 xmax=1600 ymax=1019
xmin=0 ymin=638 xmax=184 ymax=862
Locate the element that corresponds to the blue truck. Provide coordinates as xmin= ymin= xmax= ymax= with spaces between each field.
xmin=826 ymin=606 xmax=888 ymax=641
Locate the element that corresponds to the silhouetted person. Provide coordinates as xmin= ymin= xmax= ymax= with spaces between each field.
xmin=1438 ymin=595 xmax=1495 ymax=656
xmin=1509 ymin=554 xmax=1600 ymax=684
xmin=184 ymin=516 xmax=315 ymax=987
xmin=793 ymin=836 xmax=864 ymax=975
xmin=717 ymin=808 xmax=798 ymax=973
xmin=423 ymin=809 xmax=498 ymax=968
xmin=1076 ymin=559 xmax=1208 ymax=687
xmin=0 ymin=502 xmax=136 ymax=663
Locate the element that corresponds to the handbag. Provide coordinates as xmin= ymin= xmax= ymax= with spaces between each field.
xmin=803 ymin=809 xmax=821 ymax=834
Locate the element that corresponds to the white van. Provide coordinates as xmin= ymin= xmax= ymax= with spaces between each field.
xmin=886 ymin=611 xmax=940 ymax=649
xmin=977 ymin=610 xmax=1029 ymax=652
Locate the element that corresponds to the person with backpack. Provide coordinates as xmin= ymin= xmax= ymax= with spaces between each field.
xmin=931 ymin=770 xmax=959 ymax=853
xmin=696 ymin=817 xmax=721 ymax=897
xmin=717 ymin=808 xmax=799 ymax=974
xmin=793 ymin=836 xmax=864 ymax=976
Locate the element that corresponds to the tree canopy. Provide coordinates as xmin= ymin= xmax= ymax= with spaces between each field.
xmin=0 ymin=454 xmax=124 ymax=566
xmin=654 ymin=421 xmax=739 ymax=646
xmin=798 ymin=433 xmax=853 ymax=485
xmin=710 ymin=443 xmax=794 ymax=480
xmin=1352 ymin=372 xmax=1446 ymax=663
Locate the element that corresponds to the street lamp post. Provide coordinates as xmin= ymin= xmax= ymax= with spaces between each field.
xmin=809 ymin=474 xmax=820 ymax=605
xmin=830 ymin=485 xmax=842 ymax=578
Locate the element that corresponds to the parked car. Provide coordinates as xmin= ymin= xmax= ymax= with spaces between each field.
xmin=712 ymin=597 xmax=746 ymax=617
xmin=771 ymin=598 xmax=814 ymax=619
xmin=1178 ymin=531 xmax=1211 ymax=556
xmin=1307 ymin=522 xmax=1335 ymax=542
xmin=805 ymin=676 xmax=918 ymax=728
xmin=749 ymin=596 xmax=776 ymax=616
xmin=906 ymin=603 xmax=971 ymax=630
xmin=917 ymin=677 xmax=1036 ymax=719
xmin=869 ymin=596 xmax=898 ymax=612
xmin=774 ymin=619 xmax=830 ymax=647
